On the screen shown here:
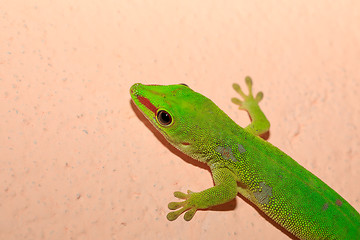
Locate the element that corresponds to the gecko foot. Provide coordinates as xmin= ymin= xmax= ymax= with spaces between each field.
xmin=231 ymin=76 xmax=264 ymax=111
xmin=167 ymin=190 xmax=198 ymax=221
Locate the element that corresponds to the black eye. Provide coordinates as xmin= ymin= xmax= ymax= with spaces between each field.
xmin=157 ymin=110 xmax=172 ymax=126
xmin=179 ymin=83 xmax=189 ymax=87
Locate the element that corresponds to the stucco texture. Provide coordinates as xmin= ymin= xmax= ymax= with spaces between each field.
xmin=1 ymin=1 xmax=360 ymax=239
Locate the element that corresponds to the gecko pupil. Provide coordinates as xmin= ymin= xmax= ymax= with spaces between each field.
xmin=157 ymin=110 xmax=172 ymax=126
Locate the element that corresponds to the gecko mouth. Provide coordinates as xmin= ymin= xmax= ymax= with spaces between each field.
xmin=130 ymin=84 xmax=158 ymax=115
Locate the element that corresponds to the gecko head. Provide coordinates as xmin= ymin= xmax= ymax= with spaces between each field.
xmin=130 ymin=83 xmax=230 ymax=161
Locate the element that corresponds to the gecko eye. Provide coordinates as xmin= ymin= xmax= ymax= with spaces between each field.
xmin=156 ymin=110 xmax=173 ymax=126
xmin=179 ymin=83 xmax=189 ymax=87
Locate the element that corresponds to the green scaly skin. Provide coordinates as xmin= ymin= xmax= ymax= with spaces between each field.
xmin=130 ymin=77 xmax=360 ymax=239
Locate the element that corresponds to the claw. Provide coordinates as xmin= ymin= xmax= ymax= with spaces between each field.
xmin=231 ymin=97 xmax=243 ymax=106
xmin=167 ymin=208 xmax=188 ymax=221
xmin=184 ymin=208 xmax=197 ymax=221
xmin=245 ymin=76 xmax=253 ymax=95
xmin=255 ymin=92 xmax=264 ymax=102
xmin=174 ymin=191 xmax=188 ymax=199
xmin=232 ymin=83 xmax=246 ymax=98
xmin=168 ymin=201 xmax=184 ymax=210
xmin=245 ymin=76 xmax=253 ymax=88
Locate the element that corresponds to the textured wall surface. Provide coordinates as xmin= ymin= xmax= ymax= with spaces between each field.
xmin=1 ymin=1 xmax=360 ymax=239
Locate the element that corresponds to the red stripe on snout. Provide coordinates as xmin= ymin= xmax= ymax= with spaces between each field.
xmin=137 ymin=96 xmax=158 ymax=114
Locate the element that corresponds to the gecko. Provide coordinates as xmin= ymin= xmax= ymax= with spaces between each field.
xmin=130 ymin=77 xmax=360 ymax=239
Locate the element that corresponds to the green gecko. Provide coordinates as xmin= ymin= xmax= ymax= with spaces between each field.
xmin=130 ymin=77 xmax=360 ymax=239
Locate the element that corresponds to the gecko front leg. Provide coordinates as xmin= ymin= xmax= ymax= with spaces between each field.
xmin=231 ymin=76 xmax=270 ymax=136
xmin=167 ymin=168 xmax=238 ymax=221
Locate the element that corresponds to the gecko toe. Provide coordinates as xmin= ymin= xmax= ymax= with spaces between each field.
xmin=184 ymin=208 xmax=197 ymax=221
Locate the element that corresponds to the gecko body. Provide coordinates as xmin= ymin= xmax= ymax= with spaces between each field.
xmin=130 ymin=77 xmax=360 ymax=239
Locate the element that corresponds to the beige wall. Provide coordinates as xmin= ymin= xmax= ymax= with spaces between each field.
xmin=1 ymin=1 xmax=359 ymax=239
